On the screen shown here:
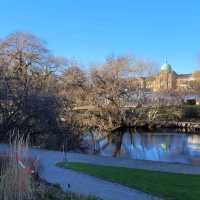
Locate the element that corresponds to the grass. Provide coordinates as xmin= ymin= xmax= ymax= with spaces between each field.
xmin=57 ymin=162 xmax=200 ymax=200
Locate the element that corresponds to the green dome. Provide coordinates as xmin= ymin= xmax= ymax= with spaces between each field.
xmin=161 ymin=63 xmax=172 ymax=72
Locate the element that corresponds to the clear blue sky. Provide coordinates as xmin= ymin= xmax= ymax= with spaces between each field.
xmin=0 ymin=0 xmax=200 ymax=73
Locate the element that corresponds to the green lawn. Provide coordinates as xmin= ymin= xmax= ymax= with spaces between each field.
xmin=57 ymin=162 xmax=200 ymax=200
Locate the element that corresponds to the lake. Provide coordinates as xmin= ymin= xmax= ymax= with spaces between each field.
xmin=99 ymin=130 xmax=200 ymax=165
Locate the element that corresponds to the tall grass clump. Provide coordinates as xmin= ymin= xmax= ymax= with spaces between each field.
xmin=0 ymin=135 xmax=34 ymax=200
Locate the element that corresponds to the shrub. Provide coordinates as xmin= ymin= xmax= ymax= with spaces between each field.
xmin=183 ymin=105 xmax=200 ymax=119
xmin=34 ymin=180 xmax=101 ymax=200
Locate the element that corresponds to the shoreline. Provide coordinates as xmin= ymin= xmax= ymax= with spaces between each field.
xmin=116 ymin=121 xmax=200 ymax=133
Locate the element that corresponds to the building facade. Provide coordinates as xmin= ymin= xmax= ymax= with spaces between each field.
xmin=144 ymin=62 xmax=198 ymax=92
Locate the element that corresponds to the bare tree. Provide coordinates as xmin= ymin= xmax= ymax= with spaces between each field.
xmin=0 ymin=32 xmax=61 ymax=147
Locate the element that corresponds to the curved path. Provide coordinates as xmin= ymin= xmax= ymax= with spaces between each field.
xmin=35 ymin=149 xmax=162 ymax=200
xmin=1 ymin=144 xmax=200 ymax=200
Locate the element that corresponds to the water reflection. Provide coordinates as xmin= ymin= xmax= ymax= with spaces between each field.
xmin=100 ymin=130 xmax=200 ymax=165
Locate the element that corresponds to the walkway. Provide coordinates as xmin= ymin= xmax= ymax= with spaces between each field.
xmin=2 ymin=144 xmax=200 ymax=200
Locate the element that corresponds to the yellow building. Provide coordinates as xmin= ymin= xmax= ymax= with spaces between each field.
xmin=145 ymin=62 xmax=197 ymax=92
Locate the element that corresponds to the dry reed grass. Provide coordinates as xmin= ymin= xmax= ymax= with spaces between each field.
xmin=0 ymin=135 xmax=34 ymax=200
xmin=0 ymin=136 xmax=99 ymax=200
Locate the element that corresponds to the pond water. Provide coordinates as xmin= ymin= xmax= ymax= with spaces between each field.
xmin=100 ymin=130 xmax=200 ymax=165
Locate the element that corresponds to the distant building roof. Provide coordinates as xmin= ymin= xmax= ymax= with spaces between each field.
xmin=178 ymin=74 xmax=192 ymax=78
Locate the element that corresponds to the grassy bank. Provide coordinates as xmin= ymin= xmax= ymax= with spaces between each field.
xmin=57 ymin=162 xmax=200 ymax=200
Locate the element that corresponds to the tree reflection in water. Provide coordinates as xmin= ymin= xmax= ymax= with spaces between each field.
xmin=101 ymin=129 xmax=200 ymax=165
xmin=111 ymin=129 xmax=124 ymax=157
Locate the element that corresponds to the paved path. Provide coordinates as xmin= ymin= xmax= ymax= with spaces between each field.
xmin=34 ymin=149 xmax=162 ymax=200
xmin=2 ymin=144 xmax=200 ymax=200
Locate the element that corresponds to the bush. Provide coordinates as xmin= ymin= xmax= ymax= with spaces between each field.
xmin=34 ymin=180 xmax=101 ymax=200
xmin=183 ymin=105 xmax=200 ymax=119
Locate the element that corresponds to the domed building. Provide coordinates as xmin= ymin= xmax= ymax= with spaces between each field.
xmin=155 ymin=62 xmax=177 ymax=91
xmin=145 ymin=61 xmax=196 ymax=92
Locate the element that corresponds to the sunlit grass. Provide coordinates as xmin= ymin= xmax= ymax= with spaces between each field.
xmin=57 ymin=162 xmax=200 ymax=200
